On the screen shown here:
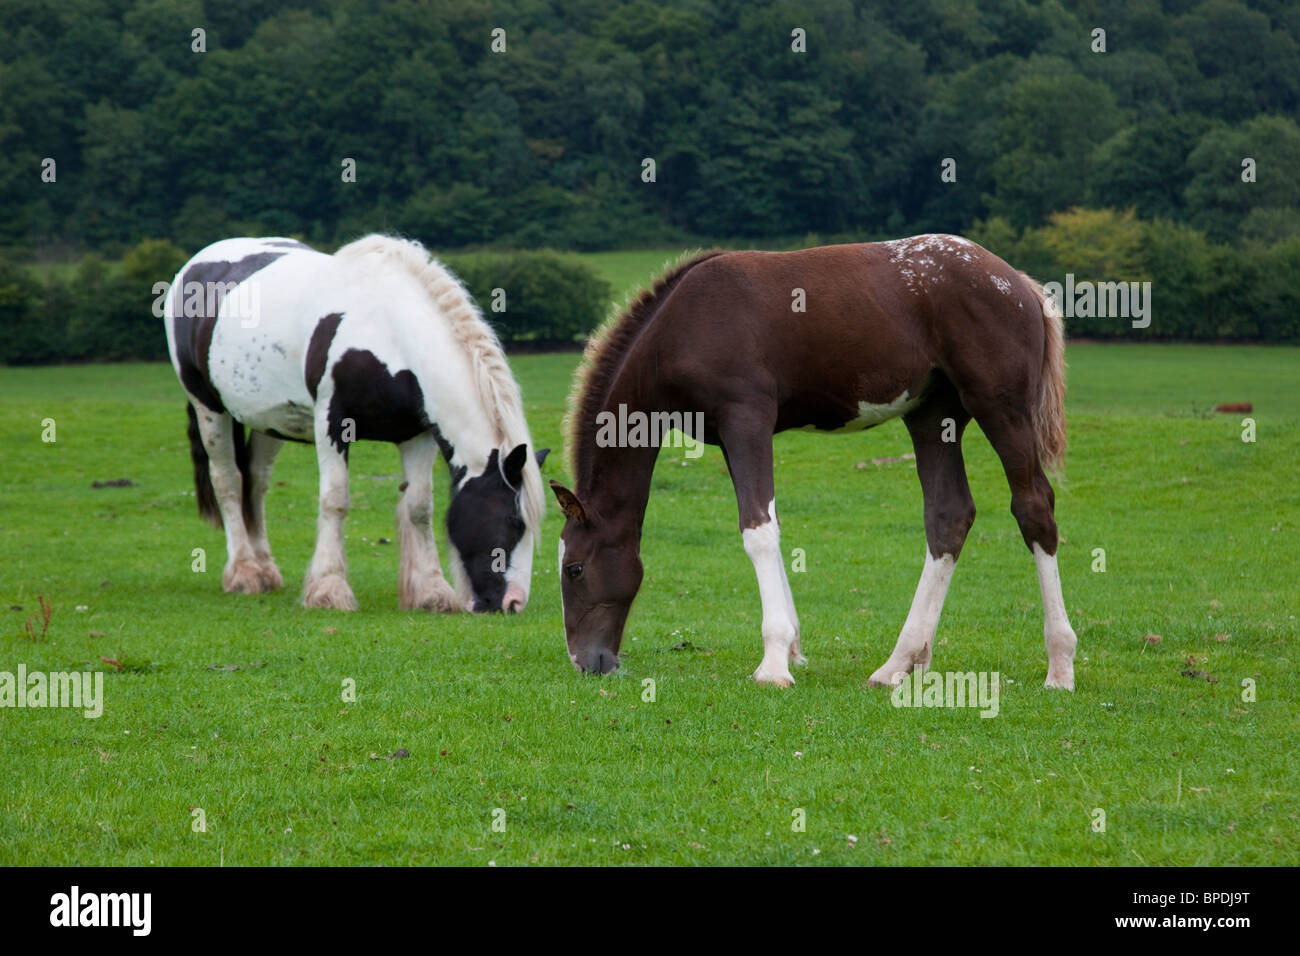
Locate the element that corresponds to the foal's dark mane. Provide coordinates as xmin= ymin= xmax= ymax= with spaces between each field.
xmin=565 ymin=250 xmax=727 ymax=487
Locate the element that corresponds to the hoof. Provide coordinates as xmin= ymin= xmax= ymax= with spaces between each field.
xmin=224 ymin=560 xmax=276 ymax=594
xmin=256 ymin=560 xmax=284 ymax=591
xmin=868 ymin=641 xmax=930 ymax=688
xmin=866 ymin=662 xmax=911 ymax=688
xmin=1044 ymin=670 xmax=1075 ymax=691
xmin=403 ymin=579 xmax=462 ymax=613
xmin=302 ymin=574 xmax=358 ymax=611
xmin=753 ymin=661 xmax=794 ymax=687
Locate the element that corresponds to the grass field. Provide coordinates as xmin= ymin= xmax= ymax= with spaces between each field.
xmin=1 ymin=339 xmax=1297 ymax=866
xmin=562 ymin=249 xmax=692 ymax=309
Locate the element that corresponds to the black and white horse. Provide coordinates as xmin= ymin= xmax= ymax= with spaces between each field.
xmin=165 ymin=234 xmax=546 ymax=613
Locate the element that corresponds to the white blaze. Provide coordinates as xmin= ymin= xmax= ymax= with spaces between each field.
xmin=503 ymin=530 xmax=535 ymax=609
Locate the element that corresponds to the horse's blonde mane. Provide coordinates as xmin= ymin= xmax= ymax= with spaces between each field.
xmin=333 ymin=234 xmax=544 ymax=541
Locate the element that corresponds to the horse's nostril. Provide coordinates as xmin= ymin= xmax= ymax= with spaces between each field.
xmin=503 ymin=585 xmax=527 ymax=614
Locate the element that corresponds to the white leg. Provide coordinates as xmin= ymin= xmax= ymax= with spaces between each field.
xmin=1034 ymin=543 xmax=1077 ymax=689
xmin=246 ymin=431 xmax=284 ymax=589
xmin=745 ymin=500 xmax=801 ymax=687
xmin=396 ymin=434 xmax=460 ymax=612
xmin=302 ymin=429 xmax=357 ymax=611
xmin=193 ymin=406 xmax=266 ymax=593
xmin=868 ymin=550 xmax=956 ymax=687
xmin=777 ymin=538 xmax=806 ymax=666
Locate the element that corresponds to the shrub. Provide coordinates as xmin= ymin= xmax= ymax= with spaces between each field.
xmin=1247 ymin=235 xmax=1300 ymax=342
xmin=1138 ymin=218 xmax=1218 ymax=340
xmin=0 ymin=239 xmax=186 ymax=365
xmin=444 ymin=250 xmax=610 ymax=346
xmin=0 ymin=258 xmax=57 ymax=364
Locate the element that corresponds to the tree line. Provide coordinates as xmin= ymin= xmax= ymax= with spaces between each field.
xmin=2 ymin=0 xmax=1298 ymax=353
xmin=5 ymin=0 xmax=1298 ymax=249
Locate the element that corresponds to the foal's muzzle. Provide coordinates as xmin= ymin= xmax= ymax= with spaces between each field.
xmin=574 ymin=648 xmax=620 ymax=675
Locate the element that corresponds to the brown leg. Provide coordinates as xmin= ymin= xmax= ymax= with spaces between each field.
xmin=868 ymin=382 xmax=975 ymax=686
xmin=971 ymin=406 xmax=1077 ymax=689
xmin=717 ymin=405 xmax=803 ymax=686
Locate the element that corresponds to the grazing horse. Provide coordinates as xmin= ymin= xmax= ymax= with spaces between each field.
xmin=550 ymin=235 xmax=1078 ymax=688
xmin=165 ymin=234 xmax=546 ymax=613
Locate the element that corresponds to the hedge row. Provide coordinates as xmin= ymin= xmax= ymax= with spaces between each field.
xmin=4 ymin=213 xmax=1298 ymax=367
xmin=0 ymin=241 xmax=610 ymax=366
xmin=970 ymin=208 xmax=1300 ymax=341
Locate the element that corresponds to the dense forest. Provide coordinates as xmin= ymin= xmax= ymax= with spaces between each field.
xmin=2 ymin=0 xmax=1299 ymax=357
xmin=4 ymin=0 xmax=1298 ymax=250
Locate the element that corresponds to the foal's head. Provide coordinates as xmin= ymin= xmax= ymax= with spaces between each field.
xmin=446 ymin=444 xmax=546 ymax=613
xmin=549 ymin=480 xmax=643 ymax=674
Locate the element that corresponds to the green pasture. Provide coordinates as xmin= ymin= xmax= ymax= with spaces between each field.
xmin=0 ymin=340 xmax=1296 ymax=865
xmin=561 ymin=249 xmax=695 ymax=308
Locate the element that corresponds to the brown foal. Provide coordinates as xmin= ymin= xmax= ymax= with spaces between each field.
xmin=551 ymin=235 xmax=1077 ymax=689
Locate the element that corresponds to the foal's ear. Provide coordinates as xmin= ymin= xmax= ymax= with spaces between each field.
xmin=549 ymin=480 xmax=587 ymax=524
xmin=502 ymin=443 xmax=528 ymax=488
xmin=535 ymin=447 xmax=550 ymax=467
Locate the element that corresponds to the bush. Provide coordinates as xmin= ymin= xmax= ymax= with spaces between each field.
xmin=0 ymin=258 xmax=57 ymax=364
xmin=1247 ymin=235 xmax=1300 ymax=342
xmin=1139 ymin=218 xmax=1219 ymax=340
xmin=443 ymin=250 xmax=610 ymax=347
xmin=0 ymin=239 xmax=187 ymax=365
xmin=122 ymin=238 xmax=188 ymax=285
xmin=968 ymin=209 xmax=1300 ymax=343
xmin=67 ymin=251 xmax=172 ymax=362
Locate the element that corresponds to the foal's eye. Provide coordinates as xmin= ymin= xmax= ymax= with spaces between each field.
xmin=565 ymin=563 xmax=584 ymax=581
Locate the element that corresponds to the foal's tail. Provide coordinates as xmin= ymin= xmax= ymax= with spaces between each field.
xmin=1020 ymin=273 xmax=1067 ymax=476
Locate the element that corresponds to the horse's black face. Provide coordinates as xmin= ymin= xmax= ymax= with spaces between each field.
xmin=446 ymin=445 xmax=531 ymax=613
xmin=551 ymin=481 xmax=643 ymax=675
